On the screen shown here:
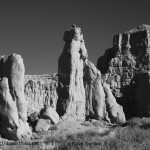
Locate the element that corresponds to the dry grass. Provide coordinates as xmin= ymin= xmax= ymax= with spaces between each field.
xmin=1 ymin=118 xmax=150 ymax=150
xmin=44 ymin=125 xmax=150 ymax=150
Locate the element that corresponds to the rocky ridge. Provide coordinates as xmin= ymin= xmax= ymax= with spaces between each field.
xmin=97 ymin=24 xmax=150 ymax=118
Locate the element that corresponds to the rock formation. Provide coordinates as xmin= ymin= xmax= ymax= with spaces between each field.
xmin=35 ymin=119 xmax=52 ymax=132
xmin=83 ymin=60 xmax=125 ymax=124
xmin=41 ymin=106 xmax=59 ymax=124
xmin=0 ymin=54 xmax=32 ymax=140
xmin=97 ymin=24 xmax=150 ymax=118
xmin=0 ymin=77 xmax=19 ymax=129
xmin=4 ymin=24 xmax=150 ymax=140
xmin=103 ymin=83 xmax=126 ymax=124
xmin=25 ymin=74 xmax=58 ymax=116
xmin=57 ymin=24 xmax=88 ymax=119
xmin=84 ymin=60 xmax=107 ymax=120
xmin=57 ymin=24 xmax=125 ymax=124
xmin=1 ymin=54 xmax=27 ymax=122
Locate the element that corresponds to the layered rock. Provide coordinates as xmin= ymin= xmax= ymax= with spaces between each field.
xmin=57 ymin=25 xmax=88 ymax=118
xmin=0 ymin=54 xmax=31 ymax=140
xmin=97 ymin=24 xmax=150 ymax=118
xmin=25 ymin=74 xmax=58 ymax=116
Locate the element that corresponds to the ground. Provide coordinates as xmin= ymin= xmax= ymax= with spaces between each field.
xmin=0 ymin=118 xmax=113 ymax=150
xmin=1 ymin=117 xmax=150 ymax=150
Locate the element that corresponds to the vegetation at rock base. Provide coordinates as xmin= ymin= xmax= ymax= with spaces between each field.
xmin=44 ymin=125 xmax=150 ymax=150
xmin=1 ymin=120 xmax=150 ymax=150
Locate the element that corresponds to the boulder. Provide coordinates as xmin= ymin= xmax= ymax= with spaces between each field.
xmin=41 ymin=106 xmax=59 ymax=124
xmin=35 ymin=119 xmax=51 ymax=132
xmin=29 ymin=111 xmax=39 ymax=123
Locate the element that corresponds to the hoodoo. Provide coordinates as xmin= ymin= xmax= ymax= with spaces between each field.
xmin=57 ymin=25 xmax=88 ymax=119
xmin=0 ymin=54 xmax=32 ymax=140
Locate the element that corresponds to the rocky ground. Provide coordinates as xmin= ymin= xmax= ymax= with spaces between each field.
xmin=0 ymin=118 xmax=113 ymax=150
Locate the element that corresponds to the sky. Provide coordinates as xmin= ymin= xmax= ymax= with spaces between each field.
xmin=0 ymin=0 xmax=150 ymax=74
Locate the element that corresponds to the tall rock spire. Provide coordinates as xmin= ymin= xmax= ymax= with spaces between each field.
xmin=57 ymin=25 xmax=88 ymax=119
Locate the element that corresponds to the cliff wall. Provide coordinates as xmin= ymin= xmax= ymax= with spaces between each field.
xmin=97 ymin=24 xmax=150 ymax=118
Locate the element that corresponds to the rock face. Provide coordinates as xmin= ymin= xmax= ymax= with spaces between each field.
xmin=25 ymin=74 xmax=58 ymax=116
xmin=0 ymin=77 xmax=19 ymax=129
xmin=57 ymin=24 xmax=125 ymax=124
xmin=103 ymin=83 xmax=126 ymax=124
xmin=134 ymin=73 xmax=150 ymax=117
xmin=83 ymin=60 xmax=124 ymax=123
xmin=84 ymin=60 xmax=107 ymax=120
xmin=57 ymin=25 xmax=88 ymax=118
xmin=97 ymin=24 xmax=150 ymax=118
xmin=0 ymin=54 xmax=32 ymax=140
xmin=1 ymin=54 xmax=27 ymax=122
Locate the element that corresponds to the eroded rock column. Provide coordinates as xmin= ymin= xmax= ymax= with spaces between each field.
xmin=0 ymin=54 xmax=31 ymax=140
xmin=57 ymin=25 xmax=88 ymax=119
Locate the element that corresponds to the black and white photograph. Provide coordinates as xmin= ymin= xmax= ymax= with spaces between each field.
xmin=0 ymin=0 xmax=150 ymax=149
